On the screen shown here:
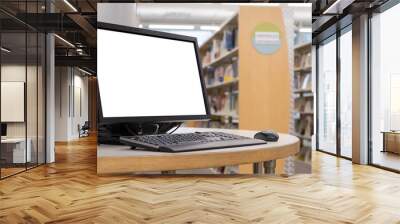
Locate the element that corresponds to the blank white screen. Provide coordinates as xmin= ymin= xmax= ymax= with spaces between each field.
xmin=97 ymin=28 xmax=207 ymax=118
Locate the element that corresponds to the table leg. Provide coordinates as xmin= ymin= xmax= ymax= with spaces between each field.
xmin=161 ymin=170 xmax=176 ymax=174
xmin=253 ymin=162 xmax=264 ymax=174
xmin=284 ymin=156 xmax=295 ymax=177
xmin=264 ymin=160 xmax=276 ymax=175
xmin=382 ymin=133 xmax=386 ymax=152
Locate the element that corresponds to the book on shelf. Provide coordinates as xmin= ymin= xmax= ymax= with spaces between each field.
xmin=211 ymin=39 xmax=221 ymax=61
xmin=205 ymin=61 xmax=239 ymax=87
xmin=294 ymin=96 xmax=313 ymax=113
xmin=221 ymin=27 xmax=237 ymax=54
xmin=202 ymin=51 xmax=211 ymax=65
xmin=303 ymin=100 xmax=313 ymax=113
xmin=301 ymin=73 xmax=311 ymax=89
xmin=295 ymin=116 xmax=313 ymax=137
xmin=294 ymin=98 xmax=305 ymax=112
xmin=294 ymin=52 xmax=311 ymax=69
xmin=300 ymin=52 xmax=311 ymax=68
xmin=208 ymin=89 xmax=238 ymax=117
xmin=201 ymin=27 xmax=238 ymax=66
xmin=294 ymin=72 xmax=312 ymax=90
xmin=215 ymin=66 xmax=224 ymax=83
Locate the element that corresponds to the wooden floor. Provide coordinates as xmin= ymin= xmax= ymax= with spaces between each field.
xmin=1 ymin=136 xmax=400 ymax=223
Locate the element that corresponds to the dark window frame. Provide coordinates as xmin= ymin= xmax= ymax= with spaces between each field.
xmin=0 ymin=0 xmax=47 ymax=180
xmin=367 ymin=0 xmax=400 ymax=173
xmin=315 ymin=22 xmax=353 ymax=161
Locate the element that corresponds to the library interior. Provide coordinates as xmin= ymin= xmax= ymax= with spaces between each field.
xmin=1 ymin=1 xmax=400 ymax=223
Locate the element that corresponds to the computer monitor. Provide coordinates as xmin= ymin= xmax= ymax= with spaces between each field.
xmin=1 ymin=123 xmax=7 ymax=137
xmin=97 ymin=22 xmax=210 ymax=124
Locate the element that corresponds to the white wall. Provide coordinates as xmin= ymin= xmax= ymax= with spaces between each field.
xmin=1 ymin=63 xmax=46 ymax=164
xmin=98 ymin=3 xmax=139 ymax=27
xmin=1 ymin=65 xmax=36 ymax=138
xmin=55 ymin=67 xmax=89 ymax=141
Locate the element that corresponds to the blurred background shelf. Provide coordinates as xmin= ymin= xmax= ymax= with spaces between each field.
xmin=293 ymin=88 xmax=312 ymax=94
xmin=291 ymin=41 xmax=312 ymax=166
xmin=202 ymin=47 xmax=238 ymax=69
xmin=206 ymin=78 xmax=239 ymax=90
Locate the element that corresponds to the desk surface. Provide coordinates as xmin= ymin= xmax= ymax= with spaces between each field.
xmin=97 ymin=127 xmax=300 ymax=174
xmin=381 ymin=131 xmax=400 ymax=134
xmin=1 ymin=138 xmax=27 ymax=143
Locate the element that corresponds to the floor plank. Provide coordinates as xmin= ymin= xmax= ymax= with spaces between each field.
xmin=0 ymin=135 xmax=400 ymax=223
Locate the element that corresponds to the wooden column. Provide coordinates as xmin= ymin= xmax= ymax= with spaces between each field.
xmin=238 ymin=6 xmax=290 ymax=173
xmin=352 ymin=15 xmax=369 ymax=164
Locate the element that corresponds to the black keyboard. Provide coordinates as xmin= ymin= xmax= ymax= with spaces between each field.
xmin=120 ymin=132 xmax=267 ymax=152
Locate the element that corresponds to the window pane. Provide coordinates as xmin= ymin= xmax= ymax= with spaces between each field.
xmin=1 ymin=30 xmax=28 ymax=177
xmin=371 ymin=4 xmax=400 ymax=171
xmin=27 ymin=30 xmax=38 ymax=169
xmin=340 ymin=29 xmax=352 ymax=158
xmin=318 ymin=37 xmax=337 ymax=154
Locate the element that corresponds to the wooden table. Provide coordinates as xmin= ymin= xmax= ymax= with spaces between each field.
xmin=97 ymin=128 xmax=300 ymax=175
xmin=381 ymin=131 xmax=400 ymax=154
xmin=1 ymin=138 xmax=32 ymax=165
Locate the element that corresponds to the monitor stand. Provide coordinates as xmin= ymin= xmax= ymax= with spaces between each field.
xmin=97 ymin=122 xmax=182 ymax=145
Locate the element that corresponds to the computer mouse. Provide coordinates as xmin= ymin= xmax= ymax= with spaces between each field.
xmin=254 ymin=130 xmax=279 ymax=142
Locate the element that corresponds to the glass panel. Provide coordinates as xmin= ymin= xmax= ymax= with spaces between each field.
xmin=1 ymin=30 xmax=27 ymax=177
xmin=38 ymin=32 xmax=45 ymax=165
xmin=340 ymin=29 xmax=352 ymax=158
xmin=27 ymin=30 xmax=38 ymax=169
xmin=26 ymin=0 xmax=39 ymax=169
xmin=371 ymin=4 xmax=400 ymax=171
xmin=318 ymin=37 xmax=337 ymax=154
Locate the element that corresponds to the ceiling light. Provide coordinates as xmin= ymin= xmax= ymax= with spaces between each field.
xmin=299 ymin=27 xmax=312 ymax=32
xmin=54 ymin=34 xmax=75 ymax=48
xmin=1 ymin=47 xmax=11 ymax=53
xmin=148 ymin=24 xmax=195 ymax=30
xmin=323 ymin=0 xmax=341 ymax=14
xmin=323 ymin=0 xmax=354 ymax=15
xmin=200 ymin=25 xmax=220 ymax=31
xmin=78 ymin=67 xmax=92 ymax=76
xmin=63 ymin=0 xmax=78 ymax=12
xmin=138 ymin=24 xmax=143 ymax=28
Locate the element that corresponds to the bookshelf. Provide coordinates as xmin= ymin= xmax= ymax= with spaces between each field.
xmin=291 ymin=41 xmax=312 ymax=164
xmin=188 ymin=7 xmax=291 ymax=174
xmin=197 ymin=13 xmax=239 ymax=129
xmin=195 ymin=6 xmax=292 ymax=132
xmin=202 ymin=47 xmax=239 ymax=69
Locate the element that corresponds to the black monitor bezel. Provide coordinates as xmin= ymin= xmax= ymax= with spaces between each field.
xmin=97 ymin=22 xmax=210 ymax=125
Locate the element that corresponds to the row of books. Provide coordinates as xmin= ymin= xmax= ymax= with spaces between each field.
xmin=204 ymin=61 xmax=238 ymax=87
xmin=294 ymin=51 xmax=311 ymax=69
xmin=295 ymin=116 xmax=313 ymax=137
xmin=294 ymin=72 xmax=312 ymax=90
xmin=202 ymin=27 xmax=238 ymax=65
xmin=208 ymin=89 xmax=238 ymax=116
xmin=294 ymin=98 xmax=313 ymax=114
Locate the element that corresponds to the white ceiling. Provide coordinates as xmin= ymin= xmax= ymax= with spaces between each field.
xmin=136 ymin=3 xmax=312 ymax=27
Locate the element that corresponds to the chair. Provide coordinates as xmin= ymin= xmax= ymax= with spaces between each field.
xmin=79 ymin=121 xmax=90 ymax=138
